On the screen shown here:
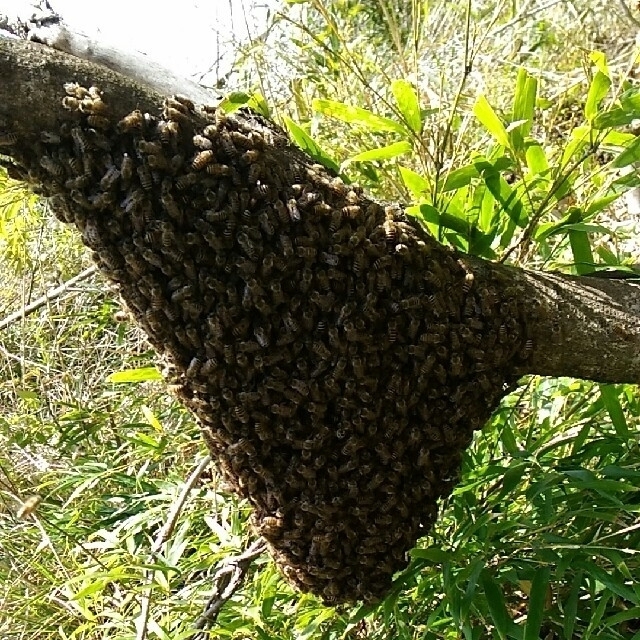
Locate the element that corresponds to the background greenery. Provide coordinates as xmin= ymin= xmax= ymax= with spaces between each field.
xmin=2 ymin=0 xmax=640 ymax=638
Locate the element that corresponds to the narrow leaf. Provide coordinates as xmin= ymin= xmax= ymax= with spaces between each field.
xmin=347 ymin=140 xmax=412 ymax=163
xmin=391 ymin=79 xmax=422 ymax=133
xmin=511 ymin=68 xmax=537 ymax=150
xmin=399 ymin=166 xmax=430 ymax=199
xmin=107 ymin=367 xmax=162 ymax=383
xmin=481 ymin=571 xmax=511 ymax=640
xmin=599 ymin=384 xmax=630 ymax=437
xmin=474 ymin=95 xmax=510 ymax=148
xmin=585 ymin=71 xmax=611 ymax=121
xmin=524 ymin=567 xmax=551 ymax=640
xmin=283 ymin=117 xmax=340 ymax=173
xmin=313 ymin=98 xmax=406 ymax=134
xmin=612 ymin=135 xmax=640 ymax=168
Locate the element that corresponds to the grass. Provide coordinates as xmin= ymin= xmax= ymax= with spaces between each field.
xmin=2 ymin=0 xmax=640 ymax=638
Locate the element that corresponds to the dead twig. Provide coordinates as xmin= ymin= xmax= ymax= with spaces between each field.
xmin=136 ymin=455 xmax=212 ymax=640
xmin=191 ymin=538 xmax=267 ymax=637
xmin=0 ymin=265 xmax=97 ymax=331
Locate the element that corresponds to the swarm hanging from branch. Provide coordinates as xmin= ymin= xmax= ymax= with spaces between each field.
xmin=1 ymin=34 xmax=640 ymax=604
xmin=1 ymin=78 xmax=532 ymax=603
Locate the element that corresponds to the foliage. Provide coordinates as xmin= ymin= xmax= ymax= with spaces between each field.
xmin=2 ymin=0 xmax=640 ymax=638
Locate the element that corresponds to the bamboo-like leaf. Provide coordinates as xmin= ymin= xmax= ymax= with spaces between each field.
xmin=599 ymin=385 xmax=630 ymax=438
xmin=107 ymin=367 xmax=163 ymax=383
xmin=620 ymin=86 xmax=640 ymax=113
xmin=480 ymin=571 xmax=511 ymax=640
xmin=585 ymin=71 xmax=611 ymax=121
xmin=284 ymin=117 xmax=340 ymax=173
xmin=566 ymin=208 xmax=594 ymax=275
xmin=474 ymin=95 xmax=510 ymax=148
xmin=593 ymin=107 xmax=637 ymax=129
xmin=399 ymin=166 xmax=430 ymax=199
xmin=511 ymin=68 xmax=537 ymax=151
xmin=391 ymin=79 xmax=422 ymax=133
xmin=524 ymin=566 xmax=551 ymax=640
xmin=346 ymin=140 xmax=412 ymax=163
xmin=313 ymin=98 xmax=406 ymax=134
xmin=612 ymin=135 xmax=640 ymax=168
xmin=525 ymin=142 xmax=549 ymax=177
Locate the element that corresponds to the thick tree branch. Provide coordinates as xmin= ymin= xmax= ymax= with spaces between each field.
xmin=464 ymin=256 xmax=640 ymax=383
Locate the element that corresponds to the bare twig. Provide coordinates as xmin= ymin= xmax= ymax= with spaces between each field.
xmin=191 ymin=538 xmax=267 ymax=637
xmin=0 ymin=265 xmax=97 ymax=331
xmin=136 ymin=455 xmax=212 ymax=640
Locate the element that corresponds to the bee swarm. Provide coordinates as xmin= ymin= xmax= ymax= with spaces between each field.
xmin=4 ymin=83 xmax=532 ymax=604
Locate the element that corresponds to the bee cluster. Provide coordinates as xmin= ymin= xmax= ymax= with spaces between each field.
xmin=4 ymin=82 xmax=531 ymax=604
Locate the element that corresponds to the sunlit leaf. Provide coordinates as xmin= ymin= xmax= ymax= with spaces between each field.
xmin=346 ymin=140 xmax=412 ymax=164
xmin=284 ymin=117 xmax=340 ymax=173
xmin=474 ymin=95 xmax=510 ymax=148
xmin=584 ymin=71 xmax=611 ymax=121
xmin=391 ymin=79 xmax=422 ymax=133
xmin=107 ymin=367 xmax=163 ymax=383
xmin=313 ymin=98 xmax=406 ymax=134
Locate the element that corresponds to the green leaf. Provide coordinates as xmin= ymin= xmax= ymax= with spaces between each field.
xmin=283 ymin=117 xmax=340 ymax=173
xmin=564 ymin=207 xmax=593 ymax=274
xmin=409 ymin=547 xmax=451 ymax=563
xmin=346 ymin=140 xmax=412 ymax=164
xmin=399 ymin=166 xmax=430 ymax=199
xmin=620 ymin=86 xmax=640 ymax=113
xmin=524 ymin=567 xmax=550 ymax=640
xmin=482 ymin=167 xmax=527 ymax=227
xmin=584 ymin=71 xmax=611 ymax=121
xmin=217 ymin=91 xmax=252 ymax=111
xmin=391 ymin=79 xmax=422 ymax=133
xmin=563 ymin=572 xmax=583 ymax=640
xmin=107 ymin=367 xmax=162 ymax=383
xmin=612 ymin=135 xmax=640 ymax=168
xmin=443 ymin=163 xmax=481 ymax=191
xmin=525 ymin=142 xmax=549 ymax=176
xmin=480 ymin=571 xmax=511 ymax=640
xmin=474 ymin=95 xmax=510 ymax=148
xmin=585 ymin=192 xmax=624 ymax=217
xmin=313 ymin=98 xmax=406 ymax=134
xmin=511 ymin=69 xmax=537 ymax=151
xmin=593 ymin=107 xmax=637 ymax=129
xmin=599 ymin=384 xmax=630 ymax=437
xmin=248 ymin=92 xmax=271 ymax=118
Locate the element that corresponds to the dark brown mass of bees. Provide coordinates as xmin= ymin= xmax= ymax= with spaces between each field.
xmin=1 ymin=83 xmax=532 ymax=604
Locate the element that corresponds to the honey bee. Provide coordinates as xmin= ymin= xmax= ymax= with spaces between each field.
xmin=137 ymin=165 xmax=153 ymax=190
xmin=191 ymin=149 xmax=215 ymax=170
xmin=16 ymin=495 xmax=42 ymax=519
xmin=87 ymin=115 xmax=110 ymax=129
xmin=70 ymin=126 xmax=89 ymax=154
xmin=279 ymin=234 xmax=293 ymax=258
xmin=286 ymin=198 xmax=301 ymax=222
xmin=175 ymin=173 xmax=198 ymax=190
xmin=120 ymin=154 xmax=134 ymax=182
xmin=186 ymin=357 xmax=202 ymax=378
xmin=520 ymin=338 xmax=533 ymax=359
xmin=100 ymin=165 xmax=120 ymax=191
xmin=117 ymin=110 xmax=144 ymax=133
xmin=192 ymin=134 xmax=213 ymax=149
xmin=341 ymin=205 xmax=361 ymax=218
xmin=39 ymin=155 xmax=64 ymax=178
xmin=165 ymin=106 xmax=191 ymax=125
xmin=159 ymin=120 xmax=180 ymax=145
xmin=64 ymin=82 xmax=89 ymax=99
